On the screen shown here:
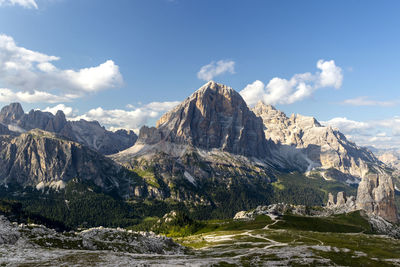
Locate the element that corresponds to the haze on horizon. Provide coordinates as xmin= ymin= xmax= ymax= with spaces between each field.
xmin=0 ymin=0 xmax=400 ymax=149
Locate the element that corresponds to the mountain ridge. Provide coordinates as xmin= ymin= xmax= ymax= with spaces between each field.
xmin=0 ymin=81 xmax=398 ymax=223
xmin=0 ymin=103 xmax=137 ymax=155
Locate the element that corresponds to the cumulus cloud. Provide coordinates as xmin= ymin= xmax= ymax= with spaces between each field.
xmin=321 ymin=117 xmax=373 ymax=136
xmin=322 ymin=116 xmax=400 ymax=149
xmin=42 ymin=104 xmax=77 ymax=118
xmin=341 ymin=96 xmax=397 ymax=107
xmin=0 ymin=0 xmax=37 ymax=9
xmin=0 ymin=88 xmax=78 ymax=103
xmin=197 ymin=60 xmax=235 ymax=81
xmin=71 ymin=101 xmax=180 ymax=131
xmin=240 ymin=59 xmax=343 ymax=106
xmin=0 ymin=34 xmax=123 ymax=103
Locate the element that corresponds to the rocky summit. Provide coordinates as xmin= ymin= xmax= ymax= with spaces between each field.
xmin=252 ymin=101 xmax=382 ymax=182
xmin=152 ymin=81 xmax=273 ymax=158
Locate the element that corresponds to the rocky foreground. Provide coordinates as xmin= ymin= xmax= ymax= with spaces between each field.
xmin=2 ymin=208 xmax=400 ymax=266
xmin=0 ymin=215 xmax=184 ymax=266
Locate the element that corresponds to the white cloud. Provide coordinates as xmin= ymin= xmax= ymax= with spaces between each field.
xmin=316 ymin=59 xmax=343 ymax=88
xmin=240 ymin=59 xmax=343 ymax=106
xmin=42 ymin=104 xmax=77 ymax=118
xmin=341 ymin=96 xmax=397 ymax=107
xmin=197 ymin=60 xmax=235 ymax=81
xmin=0 ymin=0 xmax=38 ymax=9
xmin=321 ymin=116 xmax=400 ymax=149
xmin=0 ymin=88 xmax=77 ymax=103
xmin=321 ymin=117 xmax=373 ymax=136
xmin=143 ymin=101 xmax=180 ymax=112
xmin=0 ymin=34 xmax=123 ymax=103
xmin=72 ymin=101 xmax=180 ymax=131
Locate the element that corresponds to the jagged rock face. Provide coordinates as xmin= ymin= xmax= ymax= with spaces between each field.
xmin=0 ymin=103 xmax=24 ymax=124
xmin=137 ymin=126 xmax=162 ymax=145
xmin=326 ymin=173 xmax=398 ymax=223
xmin=252 ymin=101 xmax=381 ymax=179
xmin=356 ymin=172 xmax=398 ymax=223
xmin=326 ymin=192 xmax=356 ymax=213
xmin=0 ymin=129 xmax=132 ymax=195
xmin=0 ymin=103 xmax=137 ymax=155
xmin=153 ymin=81 xmax=272 ymax=158
xmin=69 ymin=120 xmax=137 ymax=155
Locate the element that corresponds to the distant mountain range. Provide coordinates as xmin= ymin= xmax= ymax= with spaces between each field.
xmin=0 ymin=81 xmax=398 ymax=223
xmin=0 ymin=102 xmax=137 ymax=155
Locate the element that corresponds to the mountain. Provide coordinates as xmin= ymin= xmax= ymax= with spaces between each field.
xmin=0 ymin=82 xmax=397 ymax=223
xmin=112 ymin=82 xmax=349 ymax=216
xmin=0 ymin=103 xmax=137 ymax=155
xmin=112 ymin=82 xmax=398 ymax=222
xmin=252 ymin=101 xmax=398 ymax=222
xmin=112 ymin=81 xmax=285 ymax=212
xmin=0 ymin=129 xmax=135 ymax=197
xmin=148 ymin=81 xmax=272 ymax=158
xmin=69 ymin=120 xmax=137 ymax=155
xmin=252 ymin=101 xmax=382 ymax=183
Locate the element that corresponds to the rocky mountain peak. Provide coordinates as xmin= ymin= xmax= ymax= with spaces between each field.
xmin=253 ymin=101 xmax=278 ymax=113
xmin=253 ymin=103 xmax=380 ymax=180
xmin=0 ymin=102 xmax=24 ymax=124
xmin=46 ymin=110 xmax=68 ymax=133
xmin=291 ymin=114 xmax=321 ymax=128
xmin=0 ymin=103 xmax=137 ymax=155
xmin=152 ymin=81 xmax=272 ymax=158
xmin=252 ymin=102 xmax=290 ymax=127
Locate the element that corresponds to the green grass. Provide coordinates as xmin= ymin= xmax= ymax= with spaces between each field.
xmin=195 ymin=215 xmax=273 ymax=234
xmin=270 ymin=211 xmax=371 ymax=233
xmin=133 ymin=169 xmax=160 ymax=188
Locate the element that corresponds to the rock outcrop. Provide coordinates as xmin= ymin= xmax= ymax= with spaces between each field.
xmin=326 ymin=192 xmax=356 ymax=213
xmin=0 ymin=103 xmax=137 ymax=155
xmin=356 ymin=171 xmax=398 ymax=223
xmin=326 ymin=172 xmax=398 ymax=223
xmin=0 ymin=215 xmax=184 ymax=254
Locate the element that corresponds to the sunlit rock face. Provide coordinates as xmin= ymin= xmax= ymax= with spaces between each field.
xmin=252 ymin=101 xmax=381 ymax=179
xmin=356 ymin=172 xmax=398 ymax=223
xmin=153 ymin=81 xmax=274 ymax=159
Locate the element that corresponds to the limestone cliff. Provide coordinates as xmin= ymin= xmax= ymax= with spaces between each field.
xmin=356 ymin=171 xmax=398 ymax=223
xmin=252 ymin=101 xmax=382 ymax=180
xmin=154 ymin=81 xmax=273 ymax=158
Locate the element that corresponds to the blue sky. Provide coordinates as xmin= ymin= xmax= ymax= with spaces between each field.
xmin=0 ymin=0 xmax=400 ymax=148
